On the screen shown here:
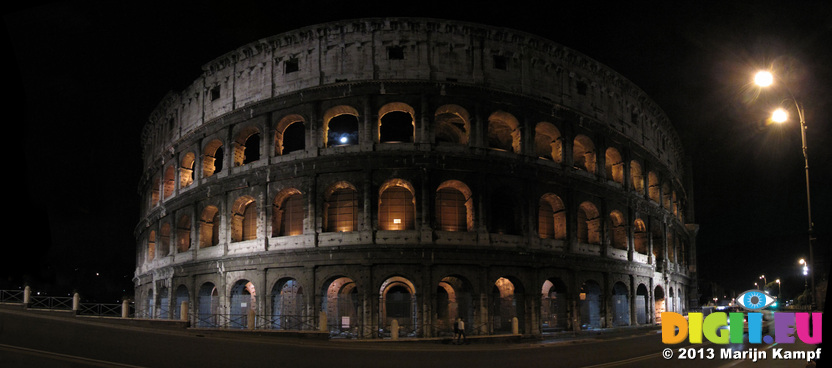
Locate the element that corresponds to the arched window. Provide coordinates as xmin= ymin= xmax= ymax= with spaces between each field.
xmin=202 ymin=139 xmax=224 ymax=177
xmin=180 ymin=152 xmax=196 ymax=188
xmin=434 ymin=104 xmax=469 ymax=145
xmin=633 ymin=219 xmax=648 ymax=254
xmin=573 ymin=135 xmax=596 ymax=173
xmin=199 ymin=206 xmax=220 ymax=248
xmin=231 ymin=196 xmax=257 ymax=242
xmin=378 ymin=102 xmax=415 ymax=143
xmin=150 ymin=174 xmax=160 ymax=207
xmin=324 ymin=182 xmax=358 ymax=232
xmin=534 ymin=122 xmax=563 ymax=162
xmin=605 ymin=147 xmax=624 ymax=184
xmin=648 ymin=172 xmax=660 ymax=203
xmin=159 ymin=222 xmax=171 ymax=257
xmin=323 ymin=105 xmax=360 ymax=147
xmin=577 ymin=201 xmax=601 ymax=244
xmin=487 ymin=111 xmax=521 ymax=153
xmin=630 ymin=160 xmax=644 ymax=194
xmin=272 ymin=189 xmax=303 ymax=237
xmin=662 ymin=182 xmax=672 ymax=209
xmin=233 ymin=126 xmax=261 ymax=166
xmin=177 ymin=215 xmax=191 ymax=253
xmin=147 ymin=230 xmax=156 ymax=262
xmin=379 ymin=179 xmax=415 ymax=231
xmin=163 ymin=165 xmax=176 ymax=199
xmin=436 ymin=180 xmax=473 ymax=232
xmin=275 ymin=114 xmax=306 ymax=155
xmin=609 ymin=211 xmax=627 ymax=250
xmin=538 ymin=194 xmax=566 ymax=240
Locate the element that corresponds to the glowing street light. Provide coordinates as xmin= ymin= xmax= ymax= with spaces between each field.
xmin=753 ymin=70 xmax=817 ymax=310
xmin=775 ymin=279 xmax=781 ymax=301
xmin=759 ymin=275 xmax=767 ymax=291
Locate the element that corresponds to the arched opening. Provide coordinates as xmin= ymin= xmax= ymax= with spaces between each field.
xmin=630 ymin=160 xmax=644 ymax=194
xmin=577 ymin=202 xmax=601 ymax=245
xmin=573 ymin=135 xmax=596 ymax=173
xmin=176 ymin=215 xmax=191 ymax=253
xmin=633 ymin=219 xmax=648 ymax=255
xmin=163 ymin=165 xmax=176 ymax=199
xmin=271 ymin=278 xmax=305 ymax=330
xmin=158 ymin=223 xmax=170 ymax=258
xmin=436 ymin=275 xmax=473 ymax=336
xmin=229 ymin=280 xmax=256 ymax=329
xmin=605 ymin=147 xmax=624 ymax=184
xmin=322 ymin=276 xmax=359 ymax=337
xmin=173 ymin=285 xmax=189 ymax=321
xmin=202 ymin=139 xmax=224 ymax=177
xmin=180 ymin=152 xmax=196 ymax=188
xmin=272 ymin=188 xmax=303 ymax=237
xmin=491 ymin=277 xmax=524 ymax=333
xmin=609 ymin=211 xmax=627 ymax=250
xmin=662 ymin=182 xmax=672 ymax=209
xmin=535 ymin=122 xmax=563 ymax=162
xmin=436 ymin=180 xmax=473 ymax=232
xmin=541 ymin=278 xmax=568 ymax=332
xmin=538 ymin=194 xmax=566 ymax=240
xmin=323 ymin=105 xmax=360 ymax=147
xmin=275 ymin=114 xmax=306 ymax=155
xmin=636 ymin=284 xmax=649 ymax=324
xmin=378 ymin=179 xmax=415 ymax=231
xmin=150 ymin=175 xmax=160 ymax=207
xmin=667 ymin=232 xmax=676 ymax=264
xmin=434 ymin=104 xmax=469 ymax=145
xmin=233 ymin=126 xmax=261 ymax=166
xmin=199 ymin=205 xmax=220 ymax=248
xmin=147 ymin=230 xmax=156 ymax=262
xmin=654 ymin=285 xmax=666 ymax=324
xmin=323 ymin=182 xmax=358 ymax=232
xmin=231 ymin=196 xmax=257 ymax=242
xmin=490 ymin=188 xmax=521 ymax=235
xmin=668 ymin=287 xmax=675 ymax=314
xmin=487 ymin=111 xmax=521 ymax=153
xmin=156 ymin=286 xmax=169 ymax=319
xmin=580 ymin=280 xmax=601 ymax=329
xmin=197 ymin=282 xmax=219 ymax=328
xmin=648 ymin=172 xmax=660 ymax=203
xmin=380 ymin=276 xmax=417 ymax=337
xmin=612 ymin=282 xmax=630 ymax=326
xmin=378 ymin=103 xmax=415 ymax=143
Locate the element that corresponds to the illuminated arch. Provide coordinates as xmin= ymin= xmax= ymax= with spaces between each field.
xmin=231 ymin=196 xmax=257 ymax=242
xmin=202 ymin=139 xmax=224 ymax=177
xmin=534 ymin=122 xmax=563 ymax=162
xmin=232 ymin=125 xmax=261 ymax=167
xmin=573 ymin=135 xmax=596 ymax=173
xmin=180 ymin=152 xmax=196 ymax=188
xmin=379 ymin=179 xmax=416 ymax=231
xmin=605 ymin=147 xmax=624 ymax=184
xmin=272 ymin=188 xmax=304 ymax=237
xmin=199 ymin=205 xmax=220 ymax=248
xmin=436 ymin=180 xmax=474 ymax=231
xmin=487 ymin=111 xmax=521 ymax=153
xmin=538 ymin=193 xmax=566 ymax=240
xmin=434 ymin=104 xmax=470 ymax=145
xmin=378 ymin=102 xmax=415 ymax=143
xmin=577 ymin=201 xmax=601 ymax=244
xmin=275 ymin=114 xmax=306 ymax=155
xmin=323 ymin=105 xmax=360 ymax=147
xmin=323 ymin=181 xmax=358 ymax=232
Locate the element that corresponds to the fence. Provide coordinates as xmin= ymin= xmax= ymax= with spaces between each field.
xmin=0 ymin=287 xmax=135 ymax=318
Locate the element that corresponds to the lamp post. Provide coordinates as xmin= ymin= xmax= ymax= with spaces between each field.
xmin=759 ymin=275 xmax=767 ymax=292
xmin=775 ymin=279 xmax=781 ymax=301
xmin=754 ymin=70 xmax=817 ymax=310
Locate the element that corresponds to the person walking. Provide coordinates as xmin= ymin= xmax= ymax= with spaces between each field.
xmin=455 ymin=318 xmax=466 ymax=344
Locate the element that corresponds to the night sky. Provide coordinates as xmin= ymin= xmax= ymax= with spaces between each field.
xmin=6 ymin=1 xmax=832 ymax=304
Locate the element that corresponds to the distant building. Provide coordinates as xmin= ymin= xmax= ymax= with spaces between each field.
xmin=134 ymin=18 xmax=698 ymax=337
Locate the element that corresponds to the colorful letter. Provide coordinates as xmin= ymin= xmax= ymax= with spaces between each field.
xmin=747 ymin=312 xmax=762 ymax=343
xmin=774 ymin=313 xmax=795 ymax=343
xmin=688 ymin=312 xmax=703 ymax=343
xmin=795 ymin=313 xmax=822 ymax=344
xmin=729 ymin=313 xmax=744 ymax=343
xmin=704 ymin=312 xmax=729 ymax=344
xmin=661 ymin=312 xmax=688 ymax=344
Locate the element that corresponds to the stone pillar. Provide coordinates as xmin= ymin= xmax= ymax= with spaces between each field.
xmin=122 ymin=299 xmax=130 ymax=318
xmin=72 ymin=292 xmax=80 ymax=314
xmin=180 ymin=301 xmax=189 ymax=322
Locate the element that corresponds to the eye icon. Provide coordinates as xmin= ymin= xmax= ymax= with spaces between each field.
xmin=736 ymin=289 xmax=776 ymax=310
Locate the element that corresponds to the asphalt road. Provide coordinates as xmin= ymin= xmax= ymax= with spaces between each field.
xmin=0 ymin=306 xmax=817 ymax=368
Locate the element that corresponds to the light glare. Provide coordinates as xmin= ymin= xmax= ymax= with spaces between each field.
xmin=755 ymin=71 xmax=773 ymax=87
xmin=771 ymin=108 xmax=788 ymax=123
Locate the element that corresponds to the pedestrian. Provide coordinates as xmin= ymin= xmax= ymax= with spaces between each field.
xmin=453 ymin=317 xmax=461 ymax=343
xmin=455 ymin=318 xmax=466 ymax=344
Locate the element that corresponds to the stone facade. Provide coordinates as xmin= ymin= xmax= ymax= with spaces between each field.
xmin=134 ymin=18 xmax=698 ymax=337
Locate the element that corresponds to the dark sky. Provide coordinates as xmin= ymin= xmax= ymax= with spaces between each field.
xmin=5 ymin=1 xmax=832 ymax=302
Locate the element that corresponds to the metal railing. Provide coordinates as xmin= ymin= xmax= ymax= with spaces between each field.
xmin=29 ymin=295 xmax=73 ymax=310
xmin=0 ymin=289 xmax=24 ymax=303
xmin=0 ymin=289 xmax=134 ymax=318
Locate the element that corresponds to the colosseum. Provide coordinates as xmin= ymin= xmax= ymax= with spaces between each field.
xmin=134 ymin=17 xmax=698 ymax=338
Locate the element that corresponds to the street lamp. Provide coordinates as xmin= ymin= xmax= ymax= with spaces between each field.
xmin=759 ymin=275 xmax=767 ymax=291
xmin=754 ymin=70 xmax=817 ymax=310
xmin=775 ymin=279 xmax=781 ymax=301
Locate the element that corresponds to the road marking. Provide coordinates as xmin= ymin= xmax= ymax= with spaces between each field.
xmin=0 ymin=343 xmax=147 ymax=368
